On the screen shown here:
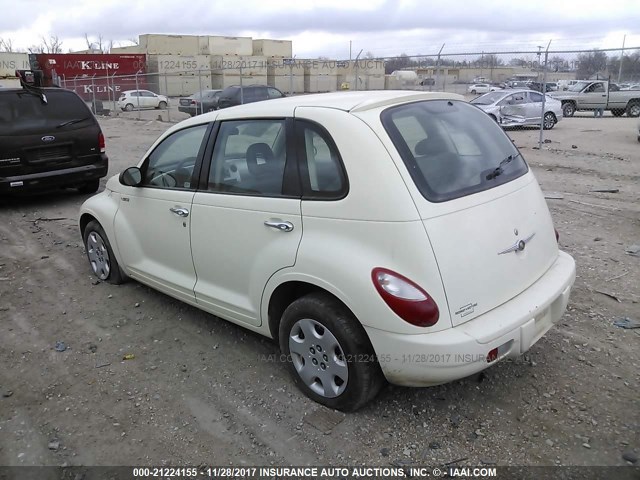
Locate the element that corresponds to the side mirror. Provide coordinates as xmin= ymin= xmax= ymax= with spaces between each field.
xmin=119 ymin=166 xmax=142 ymax=187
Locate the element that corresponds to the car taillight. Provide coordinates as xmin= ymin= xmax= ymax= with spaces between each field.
xmin=371 ymin=268 xmax=439 ymax=327
xmin=99 ymin=132 xmax=105 ymax=153
xmin=190 ymin=100 xmax=196 ymax=105
xmin=554 ymin=228 xmax=559 ymax=243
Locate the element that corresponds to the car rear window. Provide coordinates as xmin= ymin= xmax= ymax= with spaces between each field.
xmin=0 ymin=89 xmax=95 ymax=135
xmin=381 ymin=100 xmax=528 ymax=202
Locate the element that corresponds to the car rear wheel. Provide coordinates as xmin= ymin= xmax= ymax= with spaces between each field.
xmin=471 ymin=90 xmax=477 ymax=94
xmin=626 ymin=102 xmax=640 ymax=117
xmin=562 ymin=102 xmax=576 ymax=117
xmin=124 ymin=103 xmax=134 ymax=112
xmin=78 ymin=179 xmax=100 ymax=194
xmin=158 ymin=101 xmax=167 ymax=109
xmin=543 ymin=112 xmax=556 ymax=130
xmin=83 ymin=220 xmax=125 ymax=284
xmin=279 ymin=293 xmax=385 ymax=411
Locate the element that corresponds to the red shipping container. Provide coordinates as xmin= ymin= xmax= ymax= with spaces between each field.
xmin=30 ymin=54 xmax=148 ymax=101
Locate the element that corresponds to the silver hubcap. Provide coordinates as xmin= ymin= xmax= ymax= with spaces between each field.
xmin=630 ymin=105 xmax=640 ymax=116
xmin=86 ymin=231 xmax=110 ymax=280
xmin=289 ymin=319 xmax=348 ymax=398
xmin=544 ymin=114 xmax=554 ymax=128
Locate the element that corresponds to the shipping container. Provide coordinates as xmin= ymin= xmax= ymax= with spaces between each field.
xmin=205 ymin=36 xmax=253 ymax=56
xmin=0 ymin=52 xmax=32 ymax=77
xmin=211 ymin=73 xmax=268 ymax=90
xmin=336 ymin=59 xmax=386 ymax=76
xmin=210 ymin=56 xmax=268 ymax=76
xmin=147 ymin=55 xmax=211 ymax=75
xmin=268 ymin=59 xmax=305 ymax=94
xmin=302 ymin=59 xmax=339 ymax=76
xmin=304 ymin=74 xmax=338 ymax=93
xmin=139 ymin=34 xmax=199 ymax=55
xmin=149 ymin=74 xmax=212 ymax=97
xmin=252 ymin=39 xmax=293 ymax=58
xmin=367 ymin=74 xmax=386 ymax=90
xmin=110 ymin=45 xmax=144 ymax=54
xmin=30 ymin=54 xmax=148 ymax=101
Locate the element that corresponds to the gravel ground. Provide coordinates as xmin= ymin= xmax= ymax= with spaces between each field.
xmin=0 ymin=110 xmax=638 ymax=470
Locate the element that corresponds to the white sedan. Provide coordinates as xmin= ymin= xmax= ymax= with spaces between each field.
xmin=467 ymin=83 xmax=502 ymax=94
xmin=117 ymin=90 xmax=169 ymax=111
xmin=80 ymin=91 xmax=575 ymax=411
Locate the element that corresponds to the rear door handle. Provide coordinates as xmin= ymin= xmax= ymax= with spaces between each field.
xmin=264 ymin=220 xmax=294 ymax=232
xmin=170 ymin=207 xmax=189 ymax=217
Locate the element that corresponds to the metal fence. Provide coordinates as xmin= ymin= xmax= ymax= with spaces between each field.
xmin=57 ymin=46 xmax=640 ymax=143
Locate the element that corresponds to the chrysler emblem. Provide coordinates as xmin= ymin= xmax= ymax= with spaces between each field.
xmin=498 ymin=233 xmax=535 ymax=255
xmin=41 ymin=135 xmax=55 ymax=142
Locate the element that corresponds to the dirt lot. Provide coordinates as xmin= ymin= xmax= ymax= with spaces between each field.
xmin=0 ymin=110 xmax=638 ymax=470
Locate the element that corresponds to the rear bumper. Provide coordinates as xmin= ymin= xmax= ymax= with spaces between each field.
xmin=0 ymin=155 xmax=108 ymax=193
xmin=366 ymin=250 xmax=576 ymax=386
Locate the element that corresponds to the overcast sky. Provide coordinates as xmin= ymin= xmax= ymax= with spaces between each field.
xmin=1 ymin=0 xmax=639 ymax=59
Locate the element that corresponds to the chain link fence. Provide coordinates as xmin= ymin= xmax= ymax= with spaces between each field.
xmin=56 ymin=46 xmax=640 ymax=140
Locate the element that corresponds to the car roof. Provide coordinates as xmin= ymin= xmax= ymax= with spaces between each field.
xmin=171 ymin=90 xmax=464 ymax=132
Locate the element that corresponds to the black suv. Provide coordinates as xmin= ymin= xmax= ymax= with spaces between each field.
xmin=217 ymin=85 xmax=284 ymax=109
xmin=0 ymin=71 xmax=108 ymax=194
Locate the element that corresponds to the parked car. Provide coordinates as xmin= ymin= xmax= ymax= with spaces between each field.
xmin=117 ymin=90 xmax=169 ymax=112
xmin=471 ymin=89 xmax=562 ymax=130
xmin=621 ymin=84 xmax=640 ymax=91
xmin=467 ymin=83 xmax=501 ymax=94
xmin=549 ymin=80 xmax=640 ymax=117
xmin=178 ymin=89 xmax=222 ymax=116
xmin=0 ymin=70 xmax=108 ymax=194
xmin=506 ymin=81 xmax=531 ymax=89
xmin=79 ymin=91 xmax=576 ymax=411
xmin=527 ymin=82 xmax=555 ymax=93
xmin=217 ymin=84 xmax=285 ymax=109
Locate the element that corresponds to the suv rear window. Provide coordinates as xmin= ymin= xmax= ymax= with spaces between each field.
xmin=0 ymin=89 xmax=94 ymax=135
xmin=381 ymin=100 xmax=528 ymax=202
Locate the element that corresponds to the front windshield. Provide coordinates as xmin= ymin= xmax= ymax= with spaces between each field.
xmin=568 ymin=81 xmax=590 ymax=92
xmin=471 ymin=92 xmax=505 ymax=105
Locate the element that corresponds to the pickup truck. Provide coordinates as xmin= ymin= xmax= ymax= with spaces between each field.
xmin=548 ymin=80 xmax=640 ymax=117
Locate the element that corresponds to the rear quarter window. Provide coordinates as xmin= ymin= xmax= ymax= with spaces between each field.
xmin=381 ymin=100 xmax=528 ymax=202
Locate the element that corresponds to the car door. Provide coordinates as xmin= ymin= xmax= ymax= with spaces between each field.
xmin=525 ymin=91 xmax=545 ymax=124
xmin=499 ymin=93 xmax=528 ymax=123
xmin=190 ymin=118 xmax=302 ymax=327
xmin=580 ymin=82 xmax=607 ymax=110
xmin=141 ymin=90 xmax=156 ymax=108
xmin=114 ymin=123 xmax=211 ymax=303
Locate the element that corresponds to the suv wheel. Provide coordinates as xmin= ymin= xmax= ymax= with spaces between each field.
xmin=562 ymin=102 xmax=576 ymax=117
xmin=78 ymin=179 xmax=100 ymax=194
xmin=83 ymin=221 xmax=125 ymax=284
xmin=627 ymin=102 xmax=640 ymax=117
xmin=279 ymin=293 xmax=385 ymax=411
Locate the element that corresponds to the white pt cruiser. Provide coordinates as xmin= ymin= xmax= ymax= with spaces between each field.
xmin=80 ymin=91 xmax=576 ymax=411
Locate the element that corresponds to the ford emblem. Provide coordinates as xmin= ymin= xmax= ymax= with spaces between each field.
xmin=42 ymin=135 xmax=55 ymax=142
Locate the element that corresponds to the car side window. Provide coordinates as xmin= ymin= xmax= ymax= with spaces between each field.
xmin=296 ymin=121 xmax=347 ymax=199
xmin=207 ymin=119 xmax=287 ymax=196
xmin=267 ymin=88 xmax=283 ymax=99
xmin=529 ymin=92 xmax=544 ymax=103
xmin=141 ymin=124 xmax=209 ymax=189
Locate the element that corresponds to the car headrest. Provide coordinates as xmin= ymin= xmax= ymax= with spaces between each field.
xmin=246 ymin=143 xmax=276 ymax=177
xmin=414 ymin=136 xmax=448 ymax=157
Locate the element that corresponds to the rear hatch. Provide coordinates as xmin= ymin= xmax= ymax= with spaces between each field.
xmin=381 ymin=99 xmax=559 ymax=326
xmin=0 ymin=89 xmax=103 ymax=177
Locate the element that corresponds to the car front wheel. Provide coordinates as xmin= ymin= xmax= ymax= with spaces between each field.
xmin=562 ymin=102 xmax=576 ymax=117
xmin=279 ymin=293 xmax=385 ymax=411
xmin=124 ymin=103 xmax=134 ymax=112
xmin=158 ymin=101 xmax=167 ymax=109
xmin=83 ymin=220 xmax=125 ymax=284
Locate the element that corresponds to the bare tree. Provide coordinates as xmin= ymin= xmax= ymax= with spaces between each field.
xmin=83 ymin=33 xmax=113 ymax=53
xmin=0 ymin=37 xmax=15 ymax=52
xmin=29 ymin=35 xmax=64 ymax=54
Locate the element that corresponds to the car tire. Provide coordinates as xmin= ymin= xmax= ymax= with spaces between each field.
xmin=471 ymin=90 xmax=477 ymax=94
xmin=611 ymin=109 xmax=625 ymax=117
xmin=78 ymin=179 xmax=100 ymax=194
xmin=543 ymin=112 xmax=556 ymax=130
xmin=562 ymin=102 xmax=576 ymax=117
xmin=158 ymin=101 xmax=167 ymax=109
xmin=626 ymin=102 xmax=640 ymax=117
xmin=124 ymin=103 xmax=134 ymax=112
xmin=83 ymin=220 xmax=126 ymax=285
xmin=279 ymin=293 xmax=386 ymax=412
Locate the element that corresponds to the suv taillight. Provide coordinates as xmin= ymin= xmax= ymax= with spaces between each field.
xmin=99 ymin=132 xmax=105 ymax=153
xmin=371 ymin=268 xmax=439 ymax=327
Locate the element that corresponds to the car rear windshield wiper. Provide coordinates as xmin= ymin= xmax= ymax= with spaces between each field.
xmin=56 ymin=117 xmax=90 ymax=128
xmin=486 ymin=152 xmax=521 ymax=180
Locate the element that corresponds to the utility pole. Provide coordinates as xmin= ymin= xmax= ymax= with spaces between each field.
xmin=617 ymin=34 xmax=626 ymax=83
xmin=538 ymin=40 xmax=552 ymax=150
